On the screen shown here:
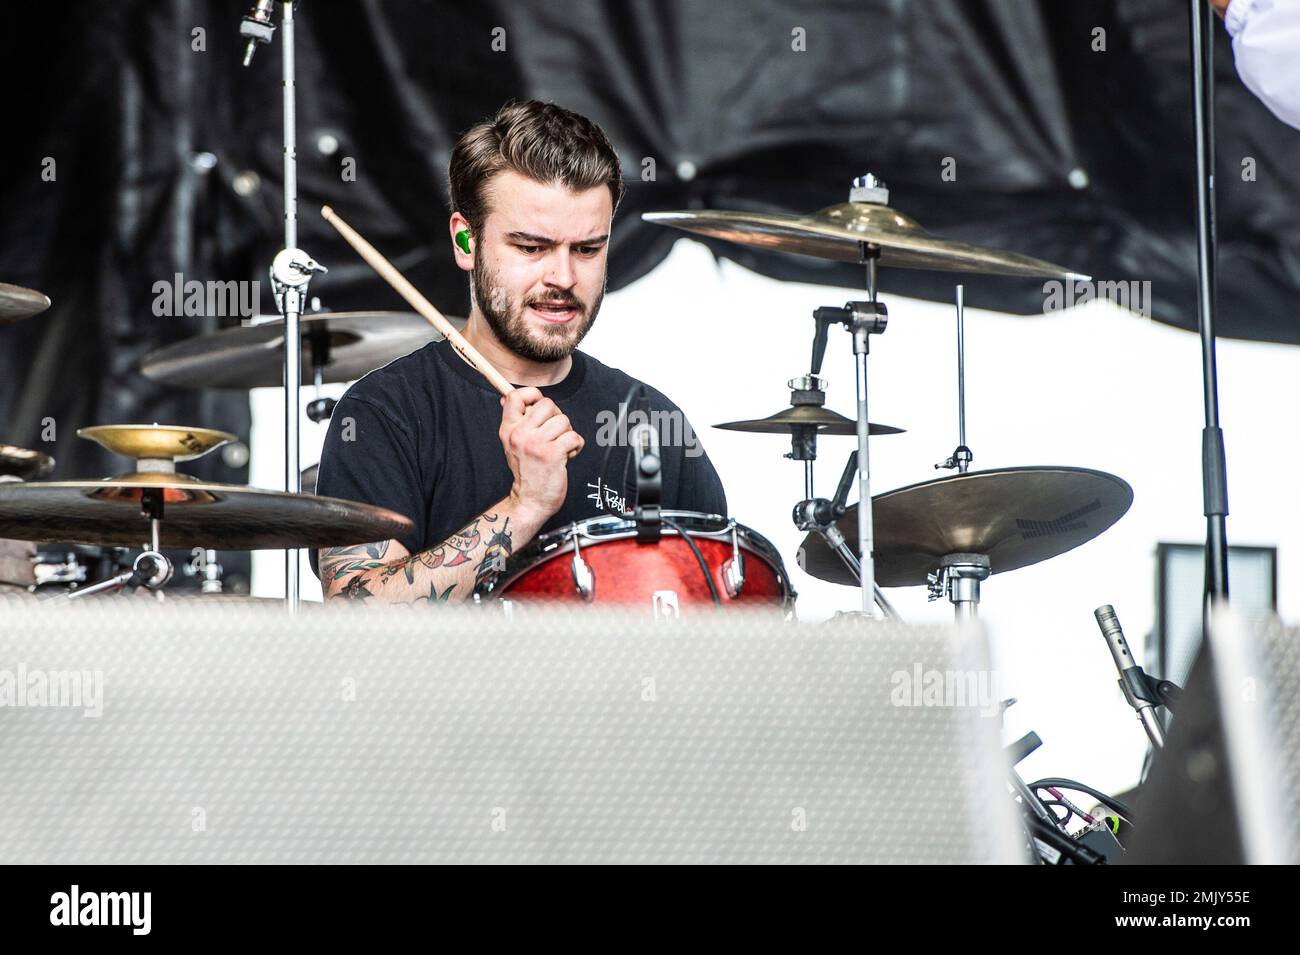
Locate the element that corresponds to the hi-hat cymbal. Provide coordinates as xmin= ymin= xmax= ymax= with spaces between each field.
xmin=797 ymin=466 xmax=1132 ymax=587
xmin=78 ymin=424 xmax=235 ymax=462
xmin=0 ymin=444 xmax=55 ymax=479
xmin=0 ymin=283 xmax=51 ymax=323
xmin=715 ymin=406 xmax=903 ymax=437
xmin=643 ymin=204 xmax=1081 ymax=278
xmin=0 ymin=473 xmax=413 ymax=550
xmin=139 ymin=311 xmax=465 ymax=389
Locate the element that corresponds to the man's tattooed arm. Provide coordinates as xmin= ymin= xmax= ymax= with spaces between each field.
xmin=318 ymin=496 xmax=543 ymax=605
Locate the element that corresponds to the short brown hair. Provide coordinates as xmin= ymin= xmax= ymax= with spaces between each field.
xmin=448 ymin=100 xmax=625 ymax=236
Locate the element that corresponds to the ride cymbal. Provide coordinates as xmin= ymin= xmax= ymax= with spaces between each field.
xmin=797 ymin=466 xmax=1132 ymax=587
xmin=644 ymin=196 xmax=1081 ymax=278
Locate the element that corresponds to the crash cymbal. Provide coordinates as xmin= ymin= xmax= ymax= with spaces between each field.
xmin=0 ymin=444 xmax=55 ymax=479
xmin=78 ymin=425 xmax=235 ymax=463
xmin=797 ymin=466 xmax=1132 ymax=587
xmin=139 ymin=310 xmax=465 ymax=389
xmin=0 ymin=283 xmax=51 ymax=323
xmin=715 ymin=406 xmax=903 ymax=437
xmin=643 ymin=199 xmax=1081 ymax=277
xmin=0 ymin=473 xmax=413 ymax=550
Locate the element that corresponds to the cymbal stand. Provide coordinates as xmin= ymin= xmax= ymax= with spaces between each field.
xmin=935 ymin=285 xmax=973 ymax=474
xmin=787 ymin=305 xmax=897 ymax=620
xmin=927 ymin=285 xmax=988 ymax=621
xmin=251 ymin=0 xmax=328 ymax=612
xmin=305 ymin=332 xmax=338 ymax=423
xmin=64 ymin=490 xmax=173 ymax=601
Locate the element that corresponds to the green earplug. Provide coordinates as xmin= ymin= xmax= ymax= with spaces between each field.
xmin=455 ymin=229 xmax=471 ymax=254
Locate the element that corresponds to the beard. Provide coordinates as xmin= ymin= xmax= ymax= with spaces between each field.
xmin=471 ymin=254 xmax=603 ymax=363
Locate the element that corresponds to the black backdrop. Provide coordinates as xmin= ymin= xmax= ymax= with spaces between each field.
xmin=2 ymin=0 xmax=1297 ymax=484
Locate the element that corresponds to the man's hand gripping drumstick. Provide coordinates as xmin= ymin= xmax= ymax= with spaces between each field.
xmin=317 ymin=206 xmax=584 ymax=604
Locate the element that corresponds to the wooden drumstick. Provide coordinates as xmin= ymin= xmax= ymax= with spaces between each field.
xmin=320 ymin=205 xmax=582 ymax=460
xmin=320 ymin=205 xmax=515 ymax=396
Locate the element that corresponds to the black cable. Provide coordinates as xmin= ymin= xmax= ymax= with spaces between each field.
xmin=1028 ymin=778 xmax=1135 ymax=821
xmin=597 ymin=381 xmax=645 ymax=512
xmin=661 ymin=516 xmax=722 ymax=606
xmin=596 ymin=384 xmax=721 ymax=607
xmin=1039 ymin=800 xmax=1075 ymax=828
xmin=1024 ymin=813 xmax=1107 ymax=865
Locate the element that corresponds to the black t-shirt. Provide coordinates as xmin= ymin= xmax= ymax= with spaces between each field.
xmin=310 ymin=338 xmax=728 ymax=577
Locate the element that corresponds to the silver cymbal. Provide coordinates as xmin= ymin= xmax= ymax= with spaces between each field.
xmin=797 ymin=466 xmax=1132 ymax=587
xmin=643 ymin=204 xmax=1082 ymax=277
xmin=139 ymin=311 xmax=464 ymax=389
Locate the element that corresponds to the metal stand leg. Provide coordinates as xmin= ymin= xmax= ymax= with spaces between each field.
xmin=790 ymin=512 xmax=900 ymax=620
xmin=269 ymin=1 xmax=326 ymax=613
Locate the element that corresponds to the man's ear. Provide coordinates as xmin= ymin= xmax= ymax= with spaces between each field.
xmin=449 ymin=213 xmax=474 ymax=271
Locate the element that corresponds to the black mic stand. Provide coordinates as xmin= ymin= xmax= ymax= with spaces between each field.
xmin=630 ymin=397 xmax=663 ymax=543
xmin=1189 ymin=0 xmax=1230 ymax=608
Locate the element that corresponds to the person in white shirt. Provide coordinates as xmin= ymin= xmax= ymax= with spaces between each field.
xmin=1213 ymin=0 xmax=1300 ymax=129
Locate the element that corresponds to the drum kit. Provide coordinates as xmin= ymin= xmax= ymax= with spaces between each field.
xmin=0 ymin=2 xmax=1183 ymax=865
xmin=0 ymin=0 xmax=1132 ymax=614
xmin=0 ymin=170 xmax=1134 ymax=615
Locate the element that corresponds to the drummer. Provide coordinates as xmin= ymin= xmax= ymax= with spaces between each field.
xmin=312 ymin=100 xmax=727 ymax=603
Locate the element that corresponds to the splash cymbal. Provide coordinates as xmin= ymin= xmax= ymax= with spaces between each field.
xmin=78 ymin=425 xmax=235 ymax=463
xmin=715 ymin=406 xmax=903 ymax=437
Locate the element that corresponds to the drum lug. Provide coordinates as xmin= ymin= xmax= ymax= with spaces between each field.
xmin=721 ymin=522 xmax=746 ymax=598
xmin=571 ymin=529 xmax=595 ymax=601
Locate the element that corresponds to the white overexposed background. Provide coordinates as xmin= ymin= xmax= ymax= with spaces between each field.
xmin=249 ymin=236 xmax=1298 ymax=799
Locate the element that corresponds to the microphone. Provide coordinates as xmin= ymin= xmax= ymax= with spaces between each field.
xmin=630 ymin=417 xmax=661 ymax=543
xmin=1094 ymin=605 xmax=1166 ymax=748
xmin=240 ymin=0 xmax=277 ymax=67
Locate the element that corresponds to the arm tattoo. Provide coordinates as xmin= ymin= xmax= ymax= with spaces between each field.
xmin=321 ymin=512 xmax=515 ymax=605
xmin=475 ymin=516 xmax=514 ymax=587
xmin=320 ymin=540 xmax=390 ymax=585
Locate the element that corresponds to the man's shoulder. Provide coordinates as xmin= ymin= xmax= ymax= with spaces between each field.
xmin=340 ymin=339 xmax=446 ymax=410
xmin=577 ymin=349 xmax=681 ymax=411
